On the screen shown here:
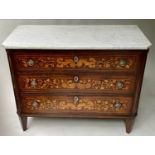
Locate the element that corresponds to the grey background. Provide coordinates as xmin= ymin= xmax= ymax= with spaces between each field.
xmin=0 ymin=19 xmax=154 ymax=135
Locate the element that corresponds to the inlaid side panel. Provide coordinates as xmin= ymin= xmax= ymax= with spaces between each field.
xmin=21 ymin=95 xmax=132 ymax=115
xmin=14 ymin=53 xmax=137 ymax=71
xmin=18 ymin=75 xmax=135 ymax=93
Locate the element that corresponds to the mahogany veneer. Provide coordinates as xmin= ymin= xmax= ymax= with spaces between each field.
xmin=7 ymin=49 xmax=148 ymax=133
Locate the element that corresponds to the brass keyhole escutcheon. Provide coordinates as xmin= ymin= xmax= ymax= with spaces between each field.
xmin=119 ymin=59 xmax=127 ymax=67
xmin=73 ymin=96 xmax=79 ymax=105
xmin=74 ymin=76 xmax=79 ymax=82
xmin=116 ymin=81 xmax=124 ymax=90
xmin=32 ymin=100 xmax=39 ymax=108
xmin=73 ymin=56 xmax=79 ymax=63
xmin=27 ymin=59 xmax=34 ymax=67
xmin=30 ymin=79 xmax=37 ymax=88
xmin=114 ymin=100 xmax=122 ymax=109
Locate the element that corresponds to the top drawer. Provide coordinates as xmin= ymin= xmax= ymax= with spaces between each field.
xmin=13 ymin=51 xmax=138 ymax=72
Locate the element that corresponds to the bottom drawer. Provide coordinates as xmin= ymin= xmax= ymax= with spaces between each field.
xmin=20 ymin=95 xmax=133 ymax=115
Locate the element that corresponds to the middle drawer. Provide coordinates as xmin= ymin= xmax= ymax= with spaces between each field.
xmin=17 ymin=74 xmax=135 ymax=94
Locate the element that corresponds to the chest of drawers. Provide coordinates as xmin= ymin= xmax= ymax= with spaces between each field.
xmin=2 ymin=25 xmax=151 ymax=133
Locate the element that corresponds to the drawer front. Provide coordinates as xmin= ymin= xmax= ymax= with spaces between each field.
xmin=14 ymin=53 xmax=137 ymax=72
xmin=20 ymin=95 xmax=132 ymax=115
xmin=17 ymin=74 xmax=135 ymax=93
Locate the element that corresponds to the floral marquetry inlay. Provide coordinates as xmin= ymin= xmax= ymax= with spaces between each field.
xmin=21 ymin=96 xmax=132 ymax=114
xmin=16 ymin=55 xmax=137 ymax=71
xmin=18 ymin=76 xmax=135 ymax=92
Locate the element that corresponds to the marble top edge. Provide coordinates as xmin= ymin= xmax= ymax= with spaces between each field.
xmin=3 ymin=44 xmax=151 ymax=50
xmin=2 ymin=25 xmax=152 ymax=49
xmin=16 ymin=24 xmax=139 ymax=27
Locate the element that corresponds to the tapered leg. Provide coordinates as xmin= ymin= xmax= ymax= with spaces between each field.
xmin=125 ymin=117 xmax=135 ymax=133
xmin=19 ymin=116 xmax=28 ymax=131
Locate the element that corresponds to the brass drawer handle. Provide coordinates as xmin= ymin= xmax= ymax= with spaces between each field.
xmin=119 ymin=59 xmax=127 ymax=67
xmin=74 ymin=76 xmax=79 ymax=82
xmin=32 ymin=101 xmax=39 ymax=108
xmin=73 ymin=96 xmax=79 ymax=104
xmin=116 ymin=81 xmax=124 ymax=90
xmin=30 ymin=79 xmax=37 ymax=88
xmin=73 ymin=56 xmax=79 ymax=63
xmin=114 ymin=100 xmax=122 ymax=109
xmin=27 ymin=59 xmax=34 ymax=66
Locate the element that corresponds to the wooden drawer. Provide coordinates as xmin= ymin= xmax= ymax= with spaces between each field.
xmin=14 ymin=51 xmax=138 ymax=72
xmin=17 ymin=74 xmax=135 ymax=94
xmin=20 ymin=94 xmax=133 ymax=115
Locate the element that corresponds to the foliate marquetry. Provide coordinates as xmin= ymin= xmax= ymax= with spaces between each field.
xmin=15 ymin=54 xmax=137 ymax=71
xmin=18 ymin=75 xmax=135 ymax=93
xmin=21 ymin=95 xmax=132 ymax=114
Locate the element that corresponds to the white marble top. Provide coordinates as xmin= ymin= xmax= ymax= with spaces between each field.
xmin=2 ymin=25 xmax=151 ymax=50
